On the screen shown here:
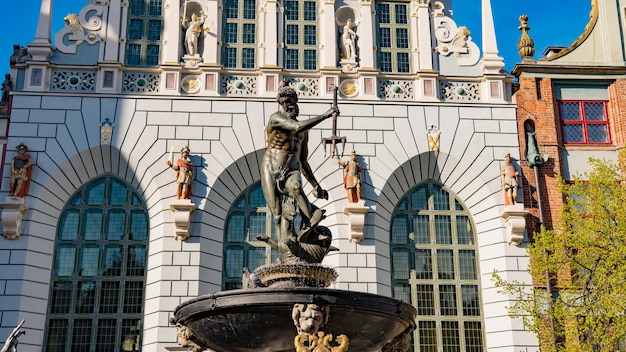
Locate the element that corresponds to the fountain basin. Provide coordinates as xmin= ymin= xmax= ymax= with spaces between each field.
xmin=172 ymin=287 xmax=417 ymax=352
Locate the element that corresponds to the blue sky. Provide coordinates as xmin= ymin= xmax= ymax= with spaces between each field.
xmin=0 ymin=0 xmax=591 ymax=75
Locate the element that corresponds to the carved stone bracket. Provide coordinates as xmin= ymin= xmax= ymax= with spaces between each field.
xmin=0 ymin=197 xmax=29 ymax=240
xmin=343 ymin=201 xmax=368 ymax=243
xmin=501 ymin=204 xmax=528 ymax=246
xmin=170 ymin=200 xmax=196 ymax=241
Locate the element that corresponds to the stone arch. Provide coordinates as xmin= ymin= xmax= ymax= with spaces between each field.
xmin=373 ymin=150 xmax=504 ymax=288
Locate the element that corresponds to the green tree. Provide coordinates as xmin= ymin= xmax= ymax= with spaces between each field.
xmin=494 ymin=152 xmax=626 ymax=352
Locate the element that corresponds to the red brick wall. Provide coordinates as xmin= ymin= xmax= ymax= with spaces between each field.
xmin=515 ymin=74 xmax=563 ymax=234
xmin=516 ymin=76 xmax=626 ymax=235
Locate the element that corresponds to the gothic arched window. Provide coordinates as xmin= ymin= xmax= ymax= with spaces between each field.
xmin=222 ymin=182 xmax=285 ymax=290
xmin=391 ymin=181 xmax=484 ymax=352
xmin=44 ymin=175 xmax=149 ymax=352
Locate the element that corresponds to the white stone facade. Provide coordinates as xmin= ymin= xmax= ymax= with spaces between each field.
xmin=0 ymin=0 xmax=538 ymax=351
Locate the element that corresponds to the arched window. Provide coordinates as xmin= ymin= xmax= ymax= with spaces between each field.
xmin=222 ymin=182 xmax=286 ymax=290
xmin=391 ymin=181 xmax=484 ymax=352
xmin=44 ymin=175 xmax=149 ymax=352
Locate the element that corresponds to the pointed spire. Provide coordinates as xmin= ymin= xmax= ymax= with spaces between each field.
xmin=28 ymin=0 xmax=54 ymax=61
xmin=480 ymin=0 xmax=504 ymax=73
xmin=517 ymin=15 xmax=535 ymax=60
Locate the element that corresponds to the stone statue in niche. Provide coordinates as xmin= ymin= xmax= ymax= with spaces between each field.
xmin=500 ymin=153 xmax=519 ymax=205
xmin=332 ymin=150 xmax=362 ymax=203
xmin=166 ymin=146 xmax=194 ymax=199
xmin=1 ymin=74 xmax=13 ymax=104
xmin=182 ymin=12 xmax=206 ymax=57
xmin=339 ymin=19 xmax=357 ymax=62
xmin=9 ymin=144 xmax=34 ymax=198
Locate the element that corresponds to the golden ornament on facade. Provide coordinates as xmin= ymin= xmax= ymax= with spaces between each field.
xmin=517 ymin=14 xmax=535 ymax=60
xmin=294 ymin=332 xmax=349 ymax=352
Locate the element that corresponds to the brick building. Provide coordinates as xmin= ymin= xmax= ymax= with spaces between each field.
xmin=513 ymin=0 xmax=626 ymax=234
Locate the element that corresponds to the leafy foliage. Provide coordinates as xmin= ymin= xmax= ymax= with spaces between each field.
xmin=494 ymin=151 xmax=626 ymax=352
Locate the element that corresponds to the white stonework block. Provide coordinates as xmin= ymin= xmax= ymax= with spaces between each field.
xmin=347 ymin=253 xmax=367 ymax=267
xmin=353 ymin=116 xmax=394 ymax=131
xmin=37 ymin=124 xmax=57 ymax=138
xmin=158 ymin=266 xmax=182 ymax=281
xmin=335 ymin=115 xmax=353 ymax=131
xmin=198 ymin=267 xmax=222 ymax=285
xmin=188 ymin=280 xmax=199 ymax=296
xmin=245 ymin=102 xmax=267 ymax=150
xmin=172 ymin=99 xmax=211 ymax=112
xmin=336 ymin=267 xmax=357 ymax=282
xmin=8 ymin=123 xmax=38 ymax=137
xmin=7 ymin=250 xmax=26 ymax=265
xmin=366 ymin=130 xmax=383 ymax=144
xmin=22 ymin=266 xmax=51 ymax=286
xmin=173 ymin=252 xmax=191 ymax=266
xmin=342 ymin=104 xmax=373 ymax=117
xmin=0 ymin=251 xmax=9 ymax=265
xmin=101 ymin=98 xmax=123 ymax=119
xmin=88 ymin=147 xmax=105 ymax=178
xmin=190 ymin=112 xmax=231 ymax=126
xmin=203 ymin=126 xmax=220 ymax=140
xmin=64 ymin=110 xmax=89 ymax=150
xmin=29 ymin=109 xmax=65 ymax=123
xmin=0 ymin=280 xmax=6 ymax=294
xmin=373 ymin=104 xmax=408 ymax=118
xmin=485 ymin=133 xmax=521 ymax=147
xmin=499 ymin=120 xmax=518 ymax=134
xmin=347 ymin=282 xmax=368 ymax=293
xmin=394 ymin=119 xmax=420 ymax=156
xmin=212 ymin=100 xmax=246 ymax=113
xmin=158 ymin=127 xmax=176 ymax=139
xmin=474 ymin=119 xmax=501 ymax=133
xmin=11 ymin=96 xmax=41 ymax=109
xmin=170 ymin=281 xmax=189 ymax=296
xmin=188 ymin=140 xmax=211 ymax=156
xmin=0 ymin=295 xmax=21 ymax=311
xmin=137 ymin=99 xmax=172 ymax=112
xmin=42 ymin=96 xmax=82 ymax=110
xmin=459 ymin=106 xmax=492 ymax=120
xmin=147 ymin=111 xmax=188 ymax=126
xmin=357 ymin=267 xmax=378 ymax=282
xmin=492 ymin=107 xmax=516 ymax=120
xmin=175 ymin=126 xmax=203 ymax=140
xmin=9 ymin=109 xmax=29 ymax=123
xmin=80 ymin=98 xmax=101 ymax=127
xmin=341 ymin=130 xmax=366 ymax=143
xmin=24 ymin=251 xmax=52 ymax=269
xmin=45 ymin=142 xmax=82 ymax=190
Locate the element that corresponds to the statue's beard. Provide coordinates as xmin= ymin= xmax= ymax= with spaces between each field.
xmin=284 ymin=103 xmax=299 ymax=118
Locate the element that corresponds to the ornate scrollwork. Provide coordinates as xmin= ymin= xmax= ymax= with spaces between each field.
xmin=54 ymin=4 xmax=103 ymax=54
xmin=440 ymin=81 xmax=480 ymax=102
xmin=431 ymin=1 xmax=479 ymax=66
xmin=294 ymin=332 xmax=349 ymax=352
xmin=51 ymin=70 xmax=96 ymax=91
xmin=378 ymin=79 xmax=414 ymax=100
xmin=220 ymin=75 xmax=258 ymax=95
xmin=122 ymin=72 xmax=160 ymax=93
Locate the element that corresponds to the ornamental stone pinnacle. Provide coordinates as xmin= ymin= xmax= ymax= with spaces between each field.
xmin=517 ymin=14 xmax=535 ymax=60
